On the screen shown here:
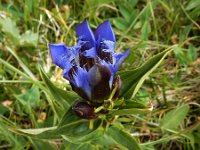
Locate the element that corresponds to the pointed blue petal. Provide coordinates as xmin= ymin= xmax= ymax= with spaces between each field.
xmin=71 ymin=67 xmax=92 ymax=99
xmin=99 ymin=60 xmax=115 ymax=74
xmin=98 ymin=40 xmax=115 ymax=54
xmin=62 ymin=66 xmax=72 ymax=79
xmin=114 ymin=48 xmax=130 ymax=72
xmin=76 ymin=20 xmax=95 ymax=47
xmin=82 ymin=47 xmax=97 ymax=58
xmin=101 ymin=40 xmax=115 ymax=52
xmin=95 ymin=20 xmax=116 ymax=42
xmin=49 ymin=43 xmax=71 ymax=69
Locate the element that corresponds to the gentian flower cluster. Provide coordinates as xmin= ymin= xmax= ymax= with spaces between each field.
xmin=49 ymin=20 xmax=130 ymax=119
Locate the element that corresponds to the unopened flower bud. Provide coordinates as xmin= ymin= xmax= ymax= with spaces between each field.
xmin=72 ymin=101 xmax=96 ymax=120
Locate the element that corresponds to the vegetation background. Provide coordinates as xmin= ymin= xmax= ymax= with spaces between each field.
xmin=0 ymin=0 xmax=199 ymax=149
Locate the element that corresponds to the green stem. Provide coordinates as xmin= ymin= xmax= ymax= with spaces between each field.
xmin=89 ymin=120 xmax=94 ymax=130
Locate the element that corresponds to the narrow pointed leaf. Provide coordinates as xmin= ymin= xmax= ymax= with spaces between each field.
xmin=119 ymin=48 xmax=174 ymax=99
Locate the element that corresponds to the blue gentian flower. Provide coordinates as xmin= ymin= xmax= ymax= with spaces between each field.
xmin=49 ymin=20 xmax=130 ymax=106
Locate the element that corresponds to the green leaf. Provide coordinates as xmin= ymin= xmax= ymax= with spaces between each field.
xmin=160 ymin=104 xmax=190 ymax=130
xmin=86 ymin=0 xmax=115 ymax=8
xmin=19 ymin=31 xmax=38 ymax=47
xmin=0 ymin=17 xmax=20 ymax=42
xmin=119 ymin=5 xmax=131 ymax=21
xmin=186 ymin=0 xmax=200 ymax=10
xmin=0 ymin=105 xmax=10 ymax=115
xmin=113 ymin=3 xmax=139 ymax=31
xmin=31 ymin=139 xmax=59 ymax=150
xmin=109 ymin=107 xmax=152 ymax=117
xmin=174 ymin=47 xmax=194 ymax=67
xmin=119 ymin=48 xmax=173 ymax=99
xmin=16 ymin=86 xmax=40 ymax=107
xmin=40 ymin=68 xmax=78 ymax=109
xmin=63 ymin=141 xmax=98 ymax=150
xmin=19 ymin=109 xmax=104 ymax=143
xmin=141 ymin=20 xmax=151 ymax=40
xmin=187 ymin=44 xmax=198 ymax=63
xmin=113 ymin=17 xmax=129 ymax=30
xmin=94 ymin=126 xmax=141 ymax=150
xmin=18 ymin=127 xmax=57 ymax=135
xmin=58 ymin=110 xmax=104 ymax=143
xmin=122 ymin=99 xmax=150 ymax=109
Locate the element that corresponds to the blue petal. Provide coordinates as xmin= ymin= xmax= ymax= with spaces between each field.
xmin=99 ymin=60 xmax=115 ymax=74
xmin=76 ymin=20 xmax=95 ymax=47
xmin=62 ymin=66 xmax=72 ymax=79
xmin=81 ymin=47 xmax=97 ymax=58
xmin=99 ymin=40 xmax=115 ymax=53
xmin=114 ymin=48 xmax=130 ymax=72
xmin=70 ymin=67 xmax=92 ymax=99
xmin=94 ymin=20 xmax=116 ymax=42
xmin=49 ymin=43 xmax=72 ymax=69
xmin=102 ymin=40 xmax=115 ymax=52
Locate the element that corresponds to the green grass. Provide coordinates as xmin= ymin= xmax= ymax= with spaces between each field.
xmin=0 ymin=0 xmax=200 ymax=149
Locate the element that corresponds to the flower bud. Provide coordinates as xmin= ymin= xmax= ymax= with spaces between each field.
xmin=72 ymin=101 xmax=96 ymax=119
xmin=89 ymin=64 xmax=112 ymax=103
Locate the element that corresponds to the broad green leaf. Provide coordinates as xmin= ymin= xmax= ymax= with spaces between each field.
xmin=58 ymin=110 xmax=104 ymax=143
xmin=94 ymin=126 xmax=141 ymax=150
xmin=109 ymin=107 xmax=152 ymax=117
xmin=0 ymin=17 xmax=20 ymax=42
xmin=19 ymin=109 xmax=104 ymax=143
xmin=63 ymin=141 xmax=98 ymax=150
xmin=160 ymin=104 xmax=189 ymax=130
xmin=19 ymin=31 xmax=38 ymax=47
xmin=122 ymin=99 xmax=149 ymax=109
xmin=16 ymin=86 xmax=40 ymax=107
xmin=186 ymin=0 xmax=200 ymax=10
xmin=40 ymin=68 xmax=79 ymax=109
xmin=31 ymin=139 xmax=59 ymax=150
xmin=18 ymin=127 xmax=57 ymax=135
xmin=119 ymin=48 xmax=173 ymax=99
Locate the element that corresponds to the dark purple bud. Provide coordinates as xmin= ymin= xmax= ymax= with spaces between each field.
xmin=112 ymin=75 xmax=122 ymax=99
xmin=72 ymin=101 xmax=96 ymax=120
xmin=88 ymin=64 xmax=112 ymax=103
